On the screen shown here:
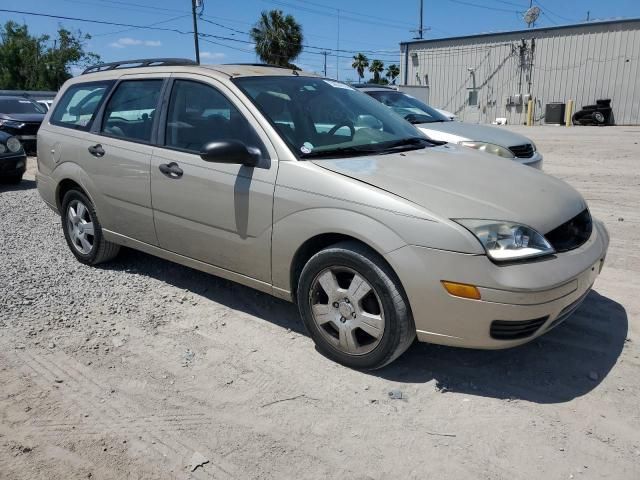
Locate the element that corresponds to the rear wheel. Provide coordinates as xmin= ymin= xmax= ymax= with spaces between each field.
xmin=61 ymin=189 xmax=120 ymax=265
xmin=297 ymin=241 xmax=415 ymax=370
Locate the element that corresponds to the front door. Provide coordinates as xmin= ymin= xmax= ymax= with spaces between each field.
xmin=150 ymin=76 xmax=278 ymax=283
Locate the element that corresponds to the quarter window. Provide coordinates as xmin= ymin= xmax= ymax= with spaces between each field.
xmin=101 ymin=80 xmax=163 ymax=143
xmin=165 ymin=80 xmax=265 ymax=154
xmin=50 ymin=82 xmax=113 ymax=130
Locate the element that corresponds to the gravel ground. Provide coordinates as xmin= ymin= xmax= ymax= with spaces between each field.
xmin=1 ymin=126 xmax=639 ymax=479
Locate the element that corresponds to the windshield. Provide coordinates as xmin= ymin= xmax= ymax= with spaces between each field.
xmin=366 ymin=91 xmax=451 ymax=124
xmin=234 ymin=76 xmax=432 ymax=159
xmin=0 ymin=98 xmax=46 ymax=115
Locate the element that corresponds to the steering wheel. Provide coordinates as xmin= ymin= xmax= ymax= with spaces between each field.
xmin=327 ymin=121 xmax=355 ymax=138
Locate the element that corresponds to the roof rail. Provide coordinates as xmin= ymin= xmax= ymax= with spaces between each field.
xmin=223 ymin=63 xmax=297 ymax=70
xmin=82 ymin=58 xmax=198 ymax=75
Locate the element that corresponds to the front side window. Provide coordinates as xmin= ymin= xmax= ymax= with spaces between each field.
xmin=367 ymin=91 xmax=451 ymax=125
xmin=234 ymin=76 xmax=430 ymax=159
xmin=101 ymin=79 xmax=163 ymax=142
xmin=50 ymin=82 xmax=113 ymax=130
xmin=165 ymin=80 xmax=265 ymax=154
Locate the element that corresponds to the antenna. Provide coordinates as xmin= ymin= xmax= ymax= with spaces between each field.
xmin=523 ymin=6 xmax=541 ymax=28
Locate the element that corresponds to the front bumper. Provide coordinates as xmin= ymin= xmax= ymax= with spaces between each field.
xmin=0 ymin=153 xmax=27 ymax=177
xmin=385 ymin=220 xmax=609 ymax=349
xmin=515 ymin=150 xmax=543 ymax=169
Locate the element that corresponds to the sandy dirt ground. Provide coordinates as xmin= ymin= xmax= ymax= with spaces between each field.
xmin=1 ymin=125 xmax=639 ymax=479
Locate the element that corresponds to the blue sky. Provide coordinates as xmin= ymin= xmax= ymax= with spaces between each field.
xmin=3 ymin=0 xmax=640 ymax=80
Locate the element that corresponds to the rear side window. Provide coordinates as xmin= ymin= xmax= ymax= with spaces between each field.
xmin=101 ymin=79 xmax=163 ymax=143
xmin=51 ymin=82 xmax=113 ymax=130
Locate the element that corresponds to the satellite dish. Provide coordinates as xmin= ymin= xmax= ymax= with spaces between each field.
xmin=523 ymin=6 xmax=541 ymax=27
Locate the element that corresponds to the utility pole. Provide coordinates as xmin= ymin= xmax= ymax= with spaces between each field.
xmin=586 ymin=11 xmax=590 ymax=21
xmin=191 ymin=0 xmax=200 ymax=64
xmin=336 ymin=9 xmax=340 ymax=80
xmin=322 ymin=51 xmax=328 ymax=77
xmin=419 ymin=0 xmax=424 ymax=39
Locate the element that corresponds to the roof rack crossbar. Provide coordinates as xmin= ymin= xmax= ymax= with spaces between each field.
xmin=82 ymin=58 xmax=197 ymax=75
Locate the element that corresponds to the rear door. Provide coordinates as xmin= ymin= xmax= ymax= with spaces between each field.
xmin=84 ymin=73 xmax=167 ymax=245
xmin=150 ymin=74 xmax=278 ymax=282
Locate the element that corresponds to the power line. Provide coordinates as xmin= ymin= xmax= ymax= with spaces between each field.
xmin=288 ymin=0 xmax=415 ymax=28
xmin=91 ymin=15 xmax=190 ymax=37
xmin=446 ymin=0 xmax=519 ymax=13
xmin=533 ymin=1 xmax=575 ymax=23
xmin=0 ymin=7 xmax=399 ymax=60
xmin=263 ymin=0 xmax=416 ymax=31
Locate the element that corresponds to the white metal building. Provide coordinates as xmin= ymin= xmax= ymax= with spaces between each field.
xmin=400 ymin=18 xmax=640 ymax=125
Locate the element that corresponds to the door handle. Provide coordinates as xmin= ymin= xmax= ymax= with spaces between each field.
xmin=159 ymin=162 xmax=183 ymax=178
xmin=88 ymin=144 xmax=105 ymax=157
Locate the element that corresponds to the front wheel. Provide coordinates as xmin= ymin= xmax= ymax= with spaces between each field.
xmin=297 ymin=241 xmax=415 ymax=370
xmin=61 ymin=189 xmax=120 ymax=265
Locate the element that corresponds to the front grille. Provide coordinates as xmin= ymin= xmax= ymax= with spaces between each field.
xmin=545 ymin=209 xmax=593 ymax=253
xmin=490 ymin=316 xmax=549 ymax=340
xmin=508 ymin=143 xmax=535 ymax=158
xmin=20 ymin=122 xmax=42 ymax=135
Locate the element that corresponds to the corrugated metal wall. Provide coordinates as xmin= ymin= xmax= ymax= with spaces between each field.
xmin=400 ymin=19 xmax=640 ymax=125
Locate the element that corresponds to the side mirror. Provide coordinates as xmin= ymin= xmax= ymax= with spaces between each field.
xmin=200 ymin=140 xmax=261 ymax=167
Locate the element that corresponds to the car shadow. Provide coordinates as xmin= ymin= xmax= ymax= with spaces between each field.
xmin=102 ymin=249 xmax=627 ymax=404
xmin=374 ymin=290 xmax=628 ymax=404
xmin=101 ymin=248 xmax=305 ymax=334
xmin=0 ymin=179 xmax=37 ymax=192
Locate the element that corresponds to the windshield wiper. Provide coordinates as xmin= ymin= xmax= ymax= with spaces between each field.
xmin=404 ymin=113 xmax=448 ymax=124
xmin=374 ymin=136 xmax=445 ymax=150
xmin=300 ymin=137 xmax=441 ymax=159
xmin=300 ymin=145 xmax=379 ymax=159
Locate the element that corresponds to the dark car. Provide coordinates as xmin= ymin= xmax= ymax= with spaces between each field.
xmin=0 ymin=130 xmax=27 ymax=184
xmin=0 ymin=96 xmax=46 ymax=155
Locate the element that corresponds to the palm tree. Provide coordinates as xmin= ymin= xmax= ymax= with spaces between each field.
xmin=385 ymin=64 xmax=400 ymax=84
xmin=250 ymin=10 xmax=303 ymax=68
xmin=369 ymin=59 xmax=385 ymax=84
xmin=351 ymin=53 xmax=369 ymax=83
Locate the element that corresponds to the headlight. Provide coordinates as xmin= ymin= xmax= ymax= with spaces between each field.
xmin=455 ymin=219 xmax=555 ymax=261
xmin=459 ymin=141 xmax=515 ymax=159
xmin=0 ymin=119 xmax=25 ymax=129
xmin=6 ymin=136 xmax=22 ymax=153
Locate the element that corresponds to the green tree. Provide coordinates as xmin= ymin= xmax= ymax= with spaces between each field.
xmin=385 ymin=64 xmax=400 ymax=84
xmin=0 ymin=21 xmax=99 ymax=90
xmin=369 ymin=59 xmax=385 ymax=84
xmin=351 ymin=53 xmax=369 ymax=83
xmin=250 ymin=10 xmax=303 ymax=68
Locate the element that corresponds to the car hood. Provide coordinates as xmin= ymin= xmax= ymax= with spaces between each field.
xmin=418 ymin=121 xmax=533 ymax=147
xmin=311 ymin=144 xmax=585 ymax=234
xmin=0 ymin=113 xmax=45 ymax=123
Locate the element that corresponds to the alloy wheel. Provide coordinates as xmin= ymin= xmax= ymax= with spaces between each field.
xmin=66 ymin=199 xmax=95 ymax=255
xmin=309 ymin=266 xmax=385 ymax=355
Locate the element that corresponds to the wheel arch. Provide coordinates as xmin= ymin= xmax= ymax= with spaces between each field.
xmin=272 ymin=208 xmax=409 ymax=301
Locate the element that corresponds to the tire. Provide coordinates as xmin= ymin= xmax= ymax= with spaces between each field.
xmin=61 ymin=189 xmax=120 ymax=265
xmin=297 ymin=241 xmax=415 ymax=370
xmin=592 ymin=111 xmax=606 ymax=124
